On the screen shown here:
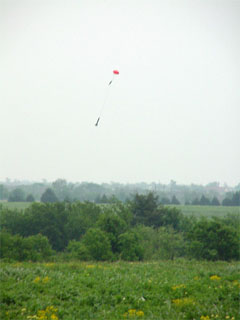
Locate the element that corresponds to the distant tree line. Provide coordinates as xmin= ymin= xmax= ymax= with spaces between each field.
xmin=0 ymin=193 xmax=239 ymax=262
xmin=2 ymin=182 xmax=240 ymax=207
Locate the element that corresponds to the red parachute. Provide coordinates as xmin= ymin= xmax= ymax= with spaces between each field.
xmin=113 ymin=70 xmax=119 ymax=75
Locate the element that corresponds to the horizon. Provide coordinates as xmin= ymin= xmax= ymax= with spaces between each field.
xmin=1 ymin=177 xmax=239 ymax=188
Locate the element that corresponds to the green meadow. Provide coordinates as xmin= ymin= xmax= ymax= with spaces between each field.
xmin=167 ymin=205 xmax=240 ymax=218
xmin=0 ymin=202 xmax=31 ymax=211
xmin=0 ymin=260 xmax=239 ymax=320
xmin=1 ymin=201 xmax=239 ymax=219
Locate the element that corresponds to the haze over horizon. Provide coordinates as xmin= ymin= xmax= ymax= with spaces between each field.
xmin=1 ymin=0 xmax=239 ymax=186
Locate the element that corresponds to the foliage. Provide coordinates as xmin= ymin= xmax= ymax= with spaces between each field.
xmin=66 ymin=240 xmax=91 ymax=261
xmin=65 ymin=201 xmax=101 ymax=241
xmin=82 ymin=228 xmax=113 ymax=261
xmin=130 ymin=192 xmax=159 ymax=226
xmin=26 ymin=194 xmax=35 ymax=202
xmin=0 ymin=232 xmax=53 ymax=261
xmin=222 ymin=191 xmax=240 ymax=206
xmin=0 ymin=199 xmax=239 ymax=262
xmin=97 ymin=211 xmax=127 ymax=254
xmin=0 ymin=260 xmax=239 ymax=319
xmin=130 ymin=192 xmax=183 ymax=230
xmin=0 ymin=184 xmax=9 ymax=200
xmin=186 ymin=218 xmax=240 ymax=261
xmin=40 ymin=188 xmax=58 ymax=203
xmin=8 ymin=188 xmax=25 ymax=202
xmin=118 ymin=230 xmax=144 ymax=261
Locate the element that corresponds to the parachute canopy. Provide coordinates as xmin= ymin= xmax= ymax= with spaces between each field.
xmin=113 ymin=70 xmax=119 ymax=75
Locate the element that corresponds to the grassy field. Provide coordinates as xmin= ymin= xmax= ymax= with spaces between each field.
xmin=167 ymin=205 xmax=239 ymax=218
xmin=0 ymin=201 xmax=239 ymax=219
xmin=0 ymin=260 xmax=239 ymax=320
xmin=0 ymin=201 xmax=32 ymax=211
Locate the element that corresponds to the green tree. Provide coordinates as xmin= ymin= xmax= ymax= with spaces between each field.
xmin=41 ymin=188 xmax=58 ymax=203
xmin=66 ymin=240 xmax=90 ymax=261
xmin=186 ymin=218 xmax=239 ymax=261
xmin=97 ymin=211 xmax=127 ymax=254
xmin=0 ymin=231 xmax=53 ymax=261
xmin=0 ymin=184 xmax=8 ymax=200
xmin=23 ymin=202 xmax=68 ymax=251
xmin=26 ymin=194 xmax=35 ymax=202
xmin=82 ymin=228 xmax=112 ymax=261
xmin=118 ymin=230 xmax=143 ymax=261
xmin=65 ymin=202 xmax=101 ymax=241
xmin=8 ymin=188 xmax=25 ymax=202
xmin=171 ymin=195 xmax=180 ymax=205
xmin=52 ymin=179 xmax=71 ymax=201
xmin=232 ymin=192 xmax=240 ymax=206
xmin=131 ymin=192 xmax=158 ymax=226
xmin=199 ymin=195 xmax=211 ymax=205
xmin=160 ymin=197 xmax=171 ymax=205
xmin=222 ymin=197 xmax=232 ymax=206
xmin=211 ymin=196 xmax=220 ymax=206
xmin=154 ymin=227 xmax=186 ymax=260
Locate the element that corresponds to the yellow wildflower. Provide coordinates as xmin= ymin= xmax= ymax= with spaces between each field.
xmin=136 ymin=310 xmax=144 ymax=316
xmin=172 ymin=284 xmax=186 ymax=290
xmin=172 ymin=297 xmax=195 ymax=306
xmin=210 ymin=275 xmax=221 ymax=281
xmin=128 ymin=309 xmax=136 ymax=316
xmin=33 ymin=276 xmax=41 ymax=283
xmin=200 ymin=316 xmax=210 ymax=320
xmin=45 ymin=263 xmax=54 ymax=267
xmin=42 ymin=276 xmax=50 ymax=283
xmin=51 ymin=315 xmax=58 ymax=320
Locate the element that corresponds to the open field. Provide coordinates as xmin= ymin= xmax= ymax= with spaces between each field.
xmin=0 ymin=260 xmax=239 ymax=320
xmin=0 ymin=201 xmax=32 ymax=211
xmin=167 ymin=205 xmax=239 ymax=218
xmin=1 ymin=201 xmax=239 ymax=219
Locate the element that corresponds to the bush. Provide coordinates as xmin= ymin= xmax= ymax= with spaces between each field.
xmin=186 ymin=219 xmax=239 ymax=261
xmin=118 ymin=230 xmax=143 ymax=261
xmin=0 ymin=231 xmax=53 ymax=261
xmin=66 ymin=240 xmax=90 ymax=261
xmin=97 ymin=212 xmax=127 ymax=254
xmin=82 ymin=228 xmax=112 ymax=261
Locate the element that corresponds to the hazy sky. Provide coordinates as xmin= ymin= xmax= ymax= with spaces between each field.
xmin=1 ymin=0 xmax=239 ymax=186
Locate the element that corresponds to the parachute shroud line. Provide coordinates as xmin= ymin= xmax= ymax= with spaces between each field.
xmin=95 ymin=70 xmax=119 ymax=127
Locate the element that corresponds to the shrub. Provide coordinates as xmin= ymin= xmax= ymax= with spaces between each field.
xmin=82 ymin=228 xmax=112 ymax=261
xmin=0 ymin=231 xmax=53 ymax=261
xmin=66 ymin=240 xmax=90 ymax=261
xmin=118 ymin=230 xmax=143 ymax=261
xmin=186 ymin=219 xmax=239 ymax=261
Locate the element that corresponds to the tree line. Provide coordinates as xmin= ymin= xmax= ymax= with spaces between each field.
xmin=2 ymin=184 xmax=240 ymax=207
xmin=0 ymin=193 xmax=239 ymax=262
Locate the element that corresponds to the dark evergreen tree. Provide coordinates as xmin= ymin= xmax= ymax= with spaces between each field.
xmin=160 ymin=197 xmax=171 ymax=205
xmin=232 ymin=192 xmax=240 ymax=206
xmin=199 ymin=195 xmax=211 ymax=206
xmin=222 ymin=197 xmax=232 ymax=206
xmin=211 ymin=196 xmax=220 ymax=206
xmin=171 ymin=195 xmax=180 ymax=205
xmin=26 ymin=194 xmax=35 ymax=202
xmin=41 ymin=188 xmax=58 ymax=203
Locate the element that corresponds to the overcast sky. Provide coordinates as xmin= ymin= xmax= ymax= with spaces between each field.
xmin=0 ymin=0 xmax=239 ymax=186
